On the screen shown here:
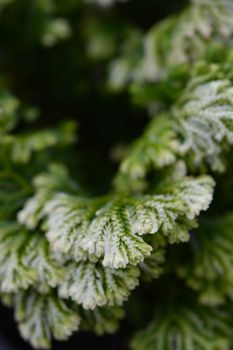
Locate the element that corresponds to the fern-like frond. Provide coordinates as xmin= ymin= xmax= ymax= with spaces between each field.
xmin=59 ymin=261 xmax=139 ymax=309
xmin=44 ymin=193 xmax=96 ymax=260
xmin=0 ymin=222 xmax=38 ymax=292
xmin=108 ymin=0 xmax=233 ymax=89
xmin=114 ymin=114 xmax=179 ymax=191
xmin=14 ymin=290 xmax=80 ymax=349
xmin=116 ymin=63 xmax=233 ymax=185
xmin=2 ymin=120 xmax=77 ymax=163
xmin=24 ymin=234 xmax=66 ymax=293
xmin=131 ymin=305 xmax=231 ymax=350
xmin=18 ymin=164 xmax=80 ymax=229
xmin=173 ymin=64 xmax=233 ymax=171
xmin=43 ymin=176 xmax=213 ymax=269
xmin=141 ymin=0 xmax=233 ymax=82
xmin=0 ymin=222 xmax=65 ymax=293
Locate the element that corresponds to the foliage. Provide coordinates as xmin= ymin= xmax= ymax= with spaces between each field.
xmin=0 ymin=0 xmax=233 ymax=349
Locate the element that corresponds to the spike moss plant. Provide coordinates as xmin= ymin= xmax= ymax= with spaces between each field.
xmin=1 ymin=0 xmax=233 ymax=349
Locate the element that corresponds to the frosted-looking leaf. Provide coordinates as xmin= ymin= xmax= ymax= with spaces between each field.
xmin=24 ymin=235 xmax=66 ymax=293
xmin=81 ymin=176 xmax=214 ymax=267
xmin=18 ymin=192 xmax=50 ymax=230
xmin=45 ymin=193 xmax=153 ymax=268
xmin=84 ymin=201 xmax=153 ymax=268
xmin=44 ymin=193 xmax=98 ymax=261
xmin=18 ymin=164 xmax=79 ymax=229
xmin=131 ymin=306 xmax=231 ymax=350
xmin=0 ymin=222 xmax=65 ymax=293
xmin=0 ymin=223 xmax=37 ymax=292
xmin=173 ymin=71 xmax=233 ymax=171
xmin=45 ymin=176 xmax=214 ymax=269
xmin=59 ymin=261 xmax=139 ymax=309
xmin=14 ymin=290 xmax=80 ymax=349
xmin=163 ymin=176 xmax=215 ymax=220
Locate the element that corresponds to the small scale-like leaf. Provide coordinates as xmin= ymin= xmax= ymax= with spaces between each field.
xmin=173 ymin=70 xmax=233 ymax=171
xmin=0 ymin=222 xmax=65 ymax=293
xmin=59 ymin=261 xmax=139 ymax=309
xmin=0 ymin=223 xmax=38 ymax=292
xmin=44 ymin=176 xmax=213 ymax=269
xmin=15 ymin=290 xmax=80 ymax=349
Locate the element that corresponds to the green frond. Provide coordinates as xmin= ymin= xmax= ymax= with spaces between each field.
xmin=115 ymin=62 xmax=233 ymax=186
xmin=173 ymin=64 xmax=233 ymax=171
xmin=18 ymin=192 xmax=52 ymax=230
xmin=18 ymin=164 xmax=80 ymax=229
xmin=114 ymin=114 xmax=179 ymax=192
xmin=80 ymin=198 xmax=153 ymax=268
xmin=14 ymin=290 xmax=80 ymax=349
xmin=59 ymin=261 xmax=139 ymax=309
xmin=2 ymin=120 xmax=77 ymax=163
xmin=0 ymin=222 xmax=65 ymax=293
xmin=179 ymin=214 xmax=233 ymax=305
xmin=43 ymin=193 xmax=95 ymax=260
xmin=44 ymin=176 xmax=213 ymax=269
xmin=44 ymin=193 xmax=153 ymax=267
xmin=24 ymin=234 xmax=66 ymax=293
xmin=82 ymin=177 xmax=213 ymax=264
xmin=0 ymin=223 xmax=38 ymax=292
xmin=131 ymin=305 xmax=231 ymax=350
xmin=141 ymin=0 xmax=233 ymax=82
xmin=0 ymin=1 xmax=231 ymax=348
xmin=108 ymin=0 xmax=233 ymax=89
xmin=159 ymin=176 xmax=215 ymax=221
xmin=80 ymin=305 xmax=124 ymax=335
